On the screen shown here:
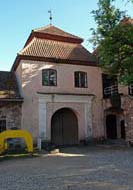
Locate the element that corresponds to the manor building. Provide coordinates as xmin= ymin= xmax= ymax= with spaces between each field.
xmin=0 ymin=24 xmax=132 ymax=145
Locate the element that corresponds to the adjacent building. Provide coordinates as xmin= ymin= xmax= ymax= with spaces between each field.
xmin=0 ymin=71 xmax=23 ymax=132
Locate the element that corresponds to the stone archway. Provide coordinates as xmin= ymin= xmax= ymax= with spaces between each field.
xmin=51 ymin=108 xmax=78 ymax=145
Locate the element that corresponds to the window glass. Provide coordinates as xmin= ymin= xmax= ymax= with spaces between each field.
xmin=49 ymin=70 xmax=56 ymax=86
xmin=74 ymin=72 xmax=79 ymax=87
xmin=42 ymin=69 xmax=57 ymax=86
xmin=74 ymin=71 xmax=87 ymax=88
xmin=128 ymin=85 xmax=133 ymax=96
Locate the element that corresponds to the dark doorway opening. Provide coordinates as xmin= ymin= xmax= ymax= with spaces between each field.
xmin=0 ymin=120 xmax=6 ymax=133
xmin=106 ymin=114 xmax=117 ymax=139
xmin=51 ymin=108 xmax=78 ymax=145
xmin=121 ymin=120 xmax=126 ymax=139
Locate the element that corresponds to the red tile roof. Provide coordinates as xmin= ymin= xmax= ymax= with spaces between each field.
xmin=19 ymin=38 xmax=96 ymax=63
xmin=24 ymin=25 xmax=84 ymax=47
xmin=121 ymin=17 xmax=133 ymax=25
xmin=33 ymin=25 xmax=83 ymax=42
xmin=12 ymin=25 xmax=97 ymax=71
xmin=129 ymin=19 xmax=133 ymax=24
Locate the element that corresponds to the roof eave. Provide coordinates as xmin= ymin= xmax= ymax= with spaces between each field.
xmin=11 ymin=54 xmax=98 ymax=71
xmin=24 ymin=31 xmax=83 ymax=48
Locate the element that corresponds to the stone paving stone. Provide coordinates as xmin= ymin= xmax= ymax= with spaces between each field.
xmin=0 ymin=147 xmax=133 ymax=190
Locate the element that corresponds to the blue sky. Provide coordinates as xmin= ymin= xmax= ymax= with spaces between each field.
xmin=0 ymin=0 xmax=133 ymax=71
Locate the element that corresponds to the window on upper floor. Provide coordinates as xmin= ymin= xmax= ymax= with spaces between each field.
xmin=128 ymin=84 xmax=133 ymax=96
xmin=102 ymin=74 xmax=118 ymax=98
xmin=74 ymin=71 xmax=87 ymax=88
xmin=0 ymin=120 xmax=6 ymax=133
xmin=42 ymin=69 xmax=57 ymax=86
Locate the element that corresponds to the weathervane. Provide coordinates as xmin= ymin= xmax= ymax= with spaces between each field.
xmin=48 ymin=10 xmax=52 ymax=25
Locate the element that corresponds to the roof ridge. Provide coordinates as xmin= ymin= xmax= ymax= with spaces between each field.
xmin=33 ymin=24 xmax=52 ymax=32
xmin=33 ymin=24 xmax=83 ymax=41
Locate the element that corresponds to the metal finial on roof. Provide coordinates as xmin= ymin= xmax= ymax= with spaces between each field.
xmin=48 ymin=10 xmax=52 ymax=25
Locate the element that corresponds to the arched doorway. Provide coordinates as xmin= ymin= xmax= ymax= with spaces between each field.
xmin=106 ymin=114 xmax=117 ymax=139
xmin=51 ymin=108 xmax=78 ymax=145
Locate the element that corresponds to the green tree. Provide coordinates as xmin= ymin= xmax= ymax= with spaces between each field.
xmin=127 ymin=0 xmax=133 ymax=3
xmin=91 ymin=0 xmax=133 ymax=84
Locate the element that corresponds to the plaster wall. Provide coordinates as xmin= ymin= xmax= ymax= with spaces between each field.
xmin=15 ymin=60 xmax=104 ymax=141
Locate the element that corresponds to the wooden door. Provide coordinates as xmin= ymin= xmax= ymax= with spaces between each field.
xmin=51 ymin=108 xmax=78 ymax=145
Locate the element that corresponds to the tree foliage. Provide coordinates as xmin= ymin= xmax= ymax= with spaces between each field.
xmin=91 ymin=0 xmax=133 ymax=84
xmin=127 ymin=0 xmax=133 ymax=3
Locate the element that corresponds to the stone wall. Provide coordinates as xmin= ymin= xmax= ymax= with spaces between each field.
xmin=103 ymin=95 xmax=133 ymax=141
xmin=121 ymin=96 xmax=133 ymax=141
xmin=0 ymin=102 xmax=22 ymax=130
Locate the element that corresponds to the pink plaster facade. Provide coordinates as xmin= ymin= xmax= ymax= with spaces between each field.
xmin=15 ymin=59 xmax=104 ymax=142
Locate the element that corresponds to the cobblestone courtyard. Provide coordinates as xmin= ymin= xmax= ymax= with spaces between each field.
xmin=0 ymin=146 xmax=133 ymax=190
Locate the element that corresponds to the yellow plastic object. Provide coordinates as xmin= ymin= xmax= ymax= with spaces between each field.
xmin=0 ymin=130 xmax=33 ymax=154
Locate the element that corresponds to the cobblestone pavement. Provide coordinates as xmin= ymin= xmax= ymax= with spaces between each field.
xmin=0 ymin=146 xmax=133 ymax=190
